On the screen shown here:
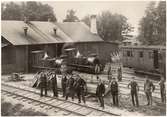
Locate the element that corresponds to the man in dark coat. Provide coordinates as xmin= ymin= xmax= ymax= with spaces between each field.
xmin=74 ymin=75 xmax=87 ymax=104
xmin=51 ymin=72 xmax=58 ymax=97
xmin=110 ymin=78 xmax=119 ymax=106
xmin=159 ymin=76 xmax=166 ymax=103
xmin=117 ymin=67 xmax=122 ymax=81
xmin=61 ymin=73 xmax=67 ymax=97
xmin=96 ymin=79 xmax=105 ymax=109
xmin=128 ymin=77 xmax=139 ymax=107
xmin=144 ymin=77 xmax=155 ymax=106
xmin=66 ymin=74 xmax=75 ymax=101
xmin=94 ymin=55 xmax=100 ymax=76
xmin=40 ymin=72 xmax=47 ymax=97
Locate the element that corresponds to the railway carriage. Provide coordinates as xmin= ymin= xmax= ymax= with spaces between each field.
xmin=121 ymin=46 xmax=166 ymax=78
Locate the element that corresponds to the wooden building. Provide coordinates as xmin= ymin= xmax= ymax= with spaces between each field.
xmin=2 ymin=20 xmax=119 ymax=74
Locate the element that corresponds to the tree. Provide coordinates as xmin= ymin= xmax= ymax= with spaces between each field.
xmin=82 ymin=15 xmax=91 ymax=27
xmin=2 ymin=1 xmax=57 ymax=22
xmin=2 ymin=2 xmax=22 ymax=20
xmin=82 ymin=11 xmax=133 ymax=42
xmin=138 ymin=1 xmax=166 ymax=45
xmin=63 ymin=9 xmax=79 ymax=22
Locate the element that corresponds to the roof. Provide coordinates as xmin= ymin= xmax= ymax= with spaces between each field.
xmin=121 ymin=45 xmax=166 ymax=50
xmin=55 ymin=22 xmax=103 ymax=42
xmin=1 ymin=20 xmax=103 ymax=45
xmin=2 ymin=21 xmax=52 ymax=45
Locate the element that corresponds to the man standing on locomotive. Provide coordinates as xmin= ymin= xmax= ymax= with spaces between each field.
xmin=144 ymin=77 xmax=155 ymax=106
xmin=74 ymin=74 xmax=87 ymax=104
xmin=94 ymin=55 xmax=100 ymax=78
xmin=40 ymin=72 xmax=48 ymax=97
xmin=128 ymin=77 xmax=139 ymax=107
xmin=117 ymin=67 xmax=122 ymax=81
xmin=96 ymin=79 xmax=105 ymax=109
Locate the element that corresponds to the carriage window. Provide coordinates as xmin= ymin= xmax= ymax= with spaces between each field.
xmin=127 ymin=51 xmax=133 ymax=57
xmin=127 ymin=51 xmax=131 ymax=57
xmin=139 ymin=51 xmax=143 ymax=58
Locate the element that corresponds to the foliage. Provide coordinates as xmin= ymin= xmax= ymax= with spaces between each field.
xmin=2 ymin=1 xmax=57 ymax=22
xmin=63 ymin=9 xmax=79 ymax=22
xmin=82 ymin=12 xmax=133 ymax=42
xmin=82 ymin=15 xmax=91 ymax=27
xmin=138 ymin=1 xmax=166 ymax=45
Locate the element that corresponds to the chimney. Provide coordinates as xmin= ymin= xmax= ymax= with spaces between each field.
xmin=53 ymin=27 xmax=57 ymax=35
xmin=90 ymin=15 xmax=97 ymax=34
xmin=23 ymin=26 xmax=28 ymax=36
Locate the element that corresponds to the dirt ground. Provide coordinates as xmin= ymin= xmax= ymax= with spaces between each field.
xmin=1 ymin=74 xmax=166 ymax=116
xmin=1 ymin=98 xmax=47 ymax=116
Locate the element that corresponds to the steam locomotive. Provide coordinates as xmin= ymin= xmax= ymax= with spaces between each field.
xmin=40 ymin=48 xmax=105 ymax=74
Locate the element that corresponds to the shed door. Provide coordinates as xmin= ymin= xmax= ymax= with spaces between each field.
xmin=31 ymin=50 xmax=44 ymax=68
xmin=153 ymin=50 xmax=159 ymax=69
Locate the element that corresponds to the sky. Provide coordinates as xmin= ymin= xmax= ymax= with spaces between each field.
xmin=2 ymin=0 xmax=160 ymax=35
xmin=41 ymin=1 xmax=152 ymax=35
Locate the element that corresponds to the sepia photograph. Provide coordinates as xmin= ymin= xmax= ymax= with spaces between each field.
xmin=1 ymin=0 xmax=166 ymax=116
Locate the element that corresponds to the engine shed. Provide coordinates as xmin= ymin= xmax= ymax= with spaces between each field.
xmin=1 ymin=20 xmax=119 ymax=74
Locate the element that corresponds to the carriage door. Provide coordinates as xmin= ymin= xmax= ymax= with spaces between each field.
xmin=153 ymin=50 xmax=159 ymax=69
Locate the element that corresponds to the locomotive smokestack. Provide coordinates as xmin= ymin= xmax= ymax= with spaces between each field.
xmin=90 ymin=15 xmax=97 ymax=34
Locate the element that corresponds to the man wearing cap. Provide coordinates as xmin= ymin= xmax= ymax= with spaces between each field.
xmin=74 ymin=74 xmax=87 ymax=104
xmin=144 ymin=77 xmax=155 ymax=106
xmin=128 ymin=77 xmax=139 ymax=107
xmin=61 ymin=73 xmax=67 ymax=97
xmin=96 ymin=79 xmax=105 ymax=109
xmin=40 ymin=72 xmax=47 ymax=97
xmin=110 ymin=78 xmax=119 ymax=106
xmin=66 ymin=73 xmax=75 ymax=101
xmin=51 ymin=71 xmax=58 ymax=97
xmin=159 ymin=76 xmax=166 ymax=103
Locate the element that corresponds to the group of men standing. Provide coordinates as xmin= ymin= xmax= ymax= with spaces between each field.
xmin=61 ymin=72 xmax=87 ymax=103
xmin=39 ymin=71 xmax=87 ymax=104
xmin=38 ymin=70 xmax=166 ymax=109
xmin=95 ymin=75 xmax=166 ymax=109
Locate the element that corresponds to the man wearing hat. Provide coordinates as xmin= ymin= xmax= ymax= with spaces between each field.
xmin=51 ymin=71 xmax=58 ymax=97
xmin=144 ymin=76 xmax=155 ymax=106
xmin=61 ymin=73 xmax=67 ymax=97
xmin=159 ymin=76 xmax=166 ymax=103
xmin=96 ymin=79 xmax=105 ymax=109
xmin=40 ymin=72 xmax=47 ymax=97
xmin=66 ymin=73 xmax=75 ymax=101
xmin=74 ymin=74 xmax=87 ymax=104
xmin=128 ymin=77 xmax=139 ymax=107
xmin=110 ymin=78 xmax=119 ymax=106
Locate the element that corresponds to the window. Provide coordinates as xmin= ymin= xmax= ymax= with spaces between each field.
xmin=139 ymin=51 xmax=143 ymax=58
xmin=127 ymin=51 xmax=133 ymax=57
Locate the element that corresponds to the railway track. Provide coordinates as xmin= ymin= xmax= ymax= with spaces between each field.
xmin=2 ymin=83 xmax=120 ymax=116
